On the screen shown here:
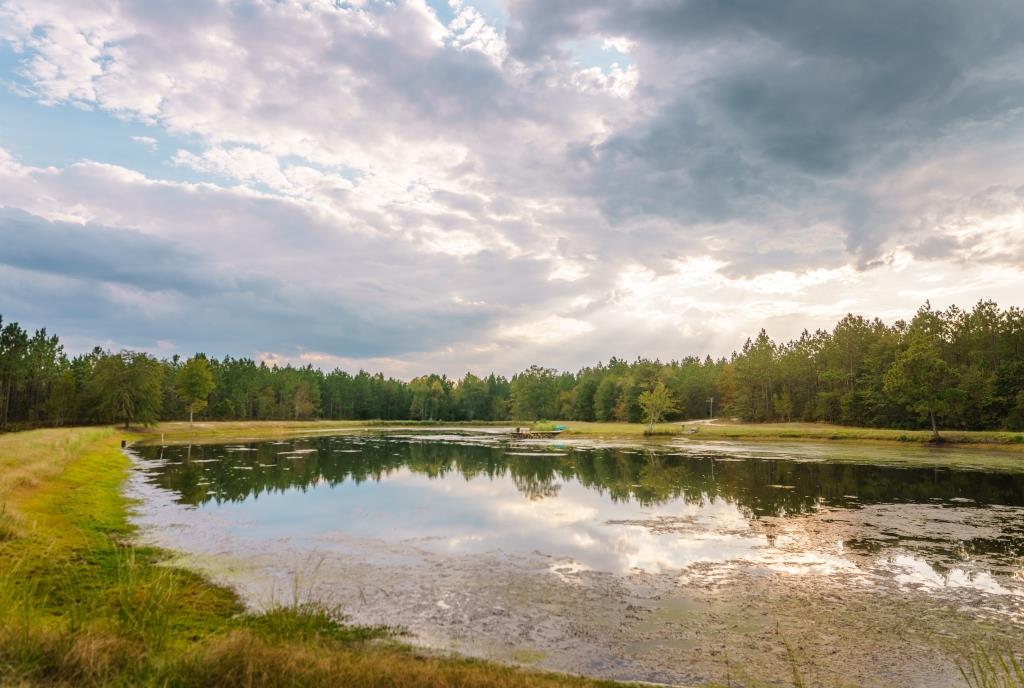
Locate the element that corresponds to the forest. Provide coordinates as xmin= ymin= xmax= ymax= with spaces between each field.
xmin=1 ymin=300 xmax=1023 ymax=432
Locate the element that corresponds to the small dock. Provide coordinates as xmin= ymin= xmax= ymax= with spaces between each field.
xmin=510 ymin=426 xmax=565 ymax=439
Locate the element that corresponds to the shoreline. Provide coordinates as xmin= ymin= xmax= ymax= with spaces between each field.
xmin=123 ymin=421 xmax=1024 ymax=473
xmin=126 ymin=424 xmax=1024 ymax=687
xmin=0 ymin=427 xmax=632 ymax=688
xmin=127 ymin=418 xmax=1024 ymax=447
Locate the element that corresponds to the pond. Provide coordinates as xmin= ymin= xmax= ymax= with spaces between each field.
xmin=129 ymin=430 xmax=1024 ymax=687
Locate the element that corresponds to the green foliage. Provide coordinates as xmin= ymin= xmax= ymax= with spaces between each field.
xmin=176 ymin=356 xmax=216 ymax=424
xmin=883 ymin=327 xmax=956 ymax=438
xmin=593 ymin=377 xmax=619 ymax=421
xmin=89 ymin=351 xmax=164 ymax=428
xmin=408 ymin=374 xmax=451 ymax=420
xmin=638 ymin=381 xmax=675 ymax=431
xmin=510 ymin=366 xmax=561 ymax=420
xmin=3 ymin=299 xmax=1024 ymax=431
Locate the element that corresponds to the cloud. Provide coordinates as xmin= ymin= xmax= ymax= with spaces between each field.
xmin=0 ymin=1 xmax=1022 ymax=375
xmin=499 ymin=315 xmax=596 ymax=345
xmin=507 ymin=0 xmax=1024 ymax=262
xmin=0 ymin=150 xmax=578 ymax=360
xmin=0 ymin=206 xmax=216 ymax=293
xmin=130 ymin=135 xmax=158 ymax=151
xmin=905 ymin=186 xmax=1024 ymax=265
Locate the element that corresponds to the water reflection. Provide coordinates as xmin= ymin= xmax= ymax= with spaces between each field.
xmin=129 ymin=432 xmax=1024 ymax=684
xmin=138 ymin=433 xmax=1024 ymax=512
xmin=133 ymin=432 xmax=1024 ymax=578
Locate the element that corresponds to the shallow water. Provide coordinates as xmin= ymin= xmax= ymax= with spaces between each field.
xmin=129 ymin=431 xmax=1024 ymax=687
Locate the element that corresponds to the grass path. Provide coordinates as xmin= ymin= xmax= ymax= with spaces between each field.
xmin=0 ymin=426 xmax=631 ymax=687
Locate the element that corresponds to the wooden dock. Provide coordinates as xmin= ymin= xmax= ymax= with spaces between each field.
xmin=510 ymin=427 xmax=564 ymax=439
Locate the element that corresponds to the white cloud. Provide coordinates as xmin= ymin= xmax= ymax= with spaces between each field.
xmin=173 ymin=146 xmax=290 ymax=190
xmin=0 ymin=1 xmax=1023 ymax=376
xmin=600 ymin=36 xmax=634 ymax=54
xmin=499 ymin=316 xmax=596 ymax=346
xmin=447 ymin=2 xmax=508 ymax=65
xmin=571 ymin=63 xmax=638 ymax=98
xmin=130 ymin=135 xmax=158 ymax=150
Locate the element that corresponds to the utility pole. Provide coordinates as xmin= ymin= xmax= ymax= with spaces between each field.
xmin=707 ymin=395 xmax=714 ymax=419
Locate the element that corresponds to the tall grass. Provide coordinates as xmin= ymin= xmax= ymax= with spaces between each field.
xmin=961 ymin=649 xmax=1024 ymax=688
xmin=112 ymin=544 xmax=181 ymax=648
xmin=0 ymin=502 xmax=15 ymax=541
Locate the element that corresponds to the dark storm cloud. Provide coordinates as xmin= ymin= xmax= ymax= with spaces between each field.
xmin=512 ymin=0 xmax=1024 ymax=261
xmin=0 ymin=206 xmax=497 ymax=358
xmin=0 ymin=208 xmax=217 ymax=293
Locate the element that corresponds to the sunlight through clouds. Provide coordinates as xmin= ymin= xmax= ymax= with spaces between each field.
xmin=0 ymin=0 xmax=1023 ymax=374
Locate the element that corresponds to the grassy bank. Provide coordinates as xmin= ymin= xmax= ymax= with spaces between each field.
xmin=0 ymin=426 xmax=628 ymax=687
xmin=546 ymin=419 xmax=1024 ymax=446
xmin=126 ymin=418 xmax=1024 ymax=449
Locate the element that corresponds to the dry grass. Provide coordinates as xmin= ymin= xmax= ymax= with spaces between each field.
xmin=156 ymin=631 xmax=623 ymax=688
xmin=0 ymin=427 xmax=114 ymax=533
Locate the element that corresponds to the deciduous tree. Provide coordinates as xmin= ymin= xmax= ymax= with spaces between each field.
xmin=90 ymin=351 xmax=164 ymax=428
xmin=176 ymin=356 xmax=216 ymax=426
xmin=638 ymin=381 xmax=676 ymax=432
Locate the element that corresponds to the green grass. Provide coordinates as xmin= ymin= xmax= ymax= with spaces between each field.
xmin=0 ymin=427 xmax=631 ymax=687
xmin=548 ymin=419 xmax=1024 ymax=446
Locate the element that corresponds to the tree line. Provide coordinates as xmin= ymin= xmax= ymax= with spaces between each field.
xmin=1 ymin=299 xmax=1023 ymax=432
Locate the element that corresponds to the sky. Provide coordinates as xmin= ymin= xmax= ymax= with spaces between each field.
xmin=1 ymin=0 xmax=1023 ymax=378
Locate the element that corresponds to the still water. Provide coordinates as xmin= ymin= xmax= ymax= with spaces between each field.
xmin=131 ymin=431 xmax=1024 ymax=687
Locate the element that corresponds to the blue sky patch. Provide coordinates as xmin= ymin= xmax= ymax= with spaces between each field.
xmin=564 ymin=35 xmax=633 ymax=72
xmin=0 ymin=43 xmax=205 ymax=182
